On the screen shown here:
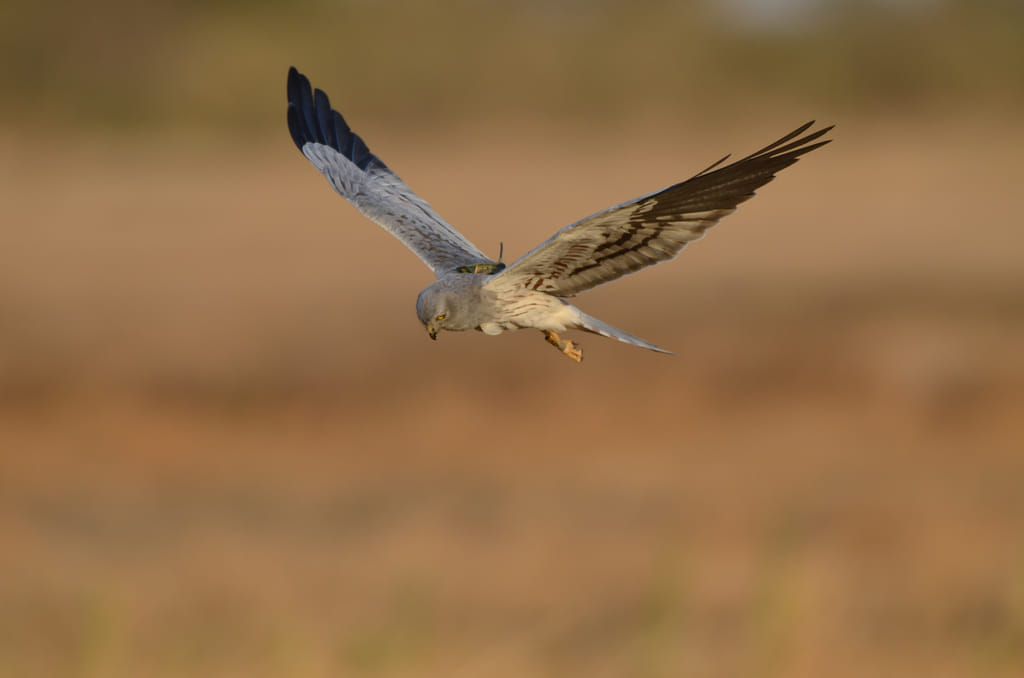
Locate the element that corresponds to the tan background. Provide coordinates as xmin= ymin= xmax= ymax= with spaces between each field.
xmin=2 ymin=1 xmax=1022 ymax=676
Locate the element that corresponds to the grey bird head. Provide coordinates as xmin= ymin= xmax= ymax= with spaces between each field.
xmin=415 ymin=276 xmax=487 ymax=340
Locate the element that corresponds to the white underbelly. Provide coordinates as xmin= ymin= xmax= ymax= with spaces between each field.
xmin=481 ymin=295 xmax=581 ymax=335
xmin=529 ymin=301 xmax=580 ymax=332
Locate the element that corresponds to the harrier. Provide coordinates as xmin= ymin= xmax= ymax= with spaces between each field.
xmin=287 ymin=67 xmax=832 ymax=362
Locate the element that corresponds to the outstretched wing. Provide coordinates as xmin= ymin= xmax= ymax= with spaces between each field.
xmin=487 ymin=122 xmax=832 ymax=298
xmin=287 ymin=67 xmax=493 ymax=276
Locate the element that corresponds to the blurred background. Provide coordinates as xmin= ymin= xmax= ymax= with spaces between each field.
xmin=1 ymin=0 xmax=1022 ymax=676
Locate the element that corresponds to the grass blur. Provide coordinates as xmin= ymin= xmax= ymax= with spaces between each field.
xmin=2 ymin=1 xmax=1023 ymax=677
xmin=3 ymin=0 xmax=1023 ymax=130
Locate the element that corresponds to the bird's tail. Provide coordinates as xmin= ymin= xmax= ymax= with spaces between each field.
xmin=576 ymin=311 xmax=672 ymax=354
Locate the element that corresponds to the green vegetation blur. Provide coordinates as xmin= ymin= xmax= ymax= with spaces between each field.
xmin=3 ymin=0 xmax=1022 ymax=131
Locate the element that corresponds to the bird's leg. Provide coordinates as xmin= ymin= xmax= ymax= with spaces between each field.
xmin=543 ymin=330 xmax=583 ymax=363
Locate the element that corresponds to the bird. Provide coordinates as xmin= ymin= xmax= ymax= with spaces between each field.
xmin=286 ymin=66 xmax=832 ymax=362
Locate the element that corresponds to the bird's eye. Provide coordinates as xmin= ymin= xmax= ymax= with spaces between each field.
xmin=436 ymin=313 xmax=447 ymax=322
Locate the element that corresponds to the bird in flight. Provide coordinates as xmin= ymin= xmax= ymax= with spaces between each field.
xmin=286 ymin=67 xmax=832 ymax=362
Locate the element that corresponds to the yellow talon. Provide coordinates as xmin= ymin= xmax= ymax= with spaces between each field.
xmin=543 ymin=331 xmax=583 ymax=363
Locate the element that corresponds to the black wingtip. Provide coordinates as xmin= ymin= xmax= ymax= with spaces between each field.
xmin=286 ymin=66 xmax=315 ymax=150
xmin=688 ymin=122 xmax=833 ymax=182
xmin=286 ymin=106 xmax=304 ymax=150
xmin=285 ymin=66 xmax=384 ymax=172
xmin=743 ymin=121 xmax=834 ymax=161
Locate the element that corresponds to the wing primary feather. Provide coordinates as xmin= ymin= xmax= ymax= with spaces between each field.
xmin=314 ymin=89 xmax=336 ymax=148
xmin=759 ymin=127 xmax=832 ymax=160
xmin=331 ymin=110 xmax=349 ymax=160
xmin=286 ymin=106 xmax=304 ymax=149
xmin=347 ymin=132 xmax=374 ymax=172
xmin=739 ymin=120 xmax=815 ymax=160
xmin=286 ymin=66 xmax=305 ymax=121
xmin=298 ymin=74 xmax=319 ymax=147
xmin=693 ymin=154 xmax=731 ymax=177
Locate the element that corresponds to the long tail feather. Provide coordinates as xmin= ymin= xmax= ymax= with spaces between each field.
xmin=577 ymin=312 xmax=672 ymax=354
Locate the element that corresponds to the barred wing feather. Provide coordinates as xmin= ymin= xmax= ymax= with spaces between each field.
xmin=489 ymin=122 xmax=832 ymax=298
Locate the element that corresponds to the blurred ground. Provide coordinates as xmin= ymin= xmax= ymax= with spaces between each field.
xmin=1 ymin=115 xmax=1022 ymax=678
xmin=2 ymin=1 xmax=1024 ymax=676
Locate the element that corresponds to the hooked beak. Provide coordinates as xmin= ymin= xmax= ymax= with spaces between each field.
xmin=426 ymin=325 xmax=438 ymax=341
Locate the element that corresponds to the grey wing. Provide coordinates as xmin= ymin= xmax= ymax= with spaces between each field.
xmin=287 ymin=67 xmax=493 ymax=276
xmin=487 ymin=122 xmax=833 ymax=298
